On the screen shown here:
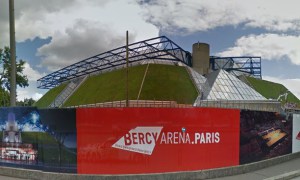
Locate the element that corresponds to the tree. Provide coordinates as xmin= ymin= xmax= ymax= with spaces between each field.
xmin=17 ymin=98 xmax=36 ymax=106
xmin=0 ymin=87 xmax=9 ymax=107
xmin=0 ymin=46 xmax=29 ymax=93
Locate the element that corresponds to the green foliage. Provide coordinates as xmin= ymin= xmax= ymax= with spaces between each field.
xmin=0 ymin=47 xmax=29 ymax=91
xmin=0 ymin=87 xmax=9 ymax=107
xmin=63 ymin=64 xmax=198 ymax=107
xmin=17 ymin=98 xmax=36 ymax=107
xmin=246 ymin=76 xmax=300 ymax=104
xmin=34 ymin=83 xmax=68 ymax=108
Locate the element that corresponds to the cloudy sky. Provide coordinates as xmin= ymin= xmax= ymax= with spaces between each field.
xmin=1 ymin=0 xmax=300 ymax=101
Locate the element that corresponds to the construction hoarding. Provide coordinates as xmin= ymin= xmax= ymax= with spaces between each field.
xmin=76 ymin=108 xmax=240 ymax=174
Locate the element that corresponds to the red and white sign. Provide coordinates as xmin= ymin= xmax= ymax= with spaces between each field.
xmin=112 ymin=126 xmax=163 ymax=155
xmin=77 ymin=108 xmax=240 ymax=174
xmin=112 ymin=126 xmax=221 ymax=155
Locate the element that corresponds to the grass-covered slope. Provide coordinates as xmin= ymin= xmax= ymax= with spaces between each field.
xmin=246 ymin=76 xmax=300 ymax=104
xmin=63 ymin=65 xmax=147 ymax=106
xmin=63 ymin=64 xmax=198 ymax=107
xmin=139 ymin=64 xmax=198 ymax=104
xmin=34 ymin=83 xmax=67 ymax=108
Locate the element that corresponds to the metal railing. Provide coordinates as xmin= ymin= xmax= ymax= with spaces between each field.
xmin=49 ymin=76 xmax=87 ymax=108
xmin=195 ymin=100 xmax=281 ymax=112
xmin=66 ymin=100 xmax=193 ymax=108
xmin=64 ymin=99 xmax=281 ymax=112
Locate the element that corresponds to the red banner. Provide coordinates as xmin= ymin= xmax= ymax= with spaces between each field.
xmin=77 ymin=108 xmax=240 ymax=174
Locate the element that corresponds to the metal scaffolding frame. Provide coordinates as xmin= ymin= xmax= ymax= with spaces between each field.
xmin=210 ymin=56 xmax=262 ymax=79
xmin=37 ymin=36 xmax=191 ymax=89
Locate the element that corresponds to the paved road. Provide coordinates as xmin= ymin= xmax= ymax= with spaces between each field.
xmin=0 ymin=175 xmax=27 ymax=180
xmin=1 ymin=158 xmax=300 ymax=180
xmin=211 ymin=157 xmax=300 ymax=180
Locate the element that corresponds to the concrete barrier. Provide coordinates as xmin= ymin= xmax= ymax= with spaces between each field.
xmin=1 ymin=151 xmax=300 ymax=180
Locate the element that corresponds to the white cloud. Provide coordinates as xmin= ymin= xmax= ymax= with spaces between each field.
xmin=137 ymin=0 xmax=300 ymax=34
xmin=17 ymin=63 xmax=46 ymax=101
xmin=0 ymin=0 xmax=159 ymax=42
xmin=137 ymin=0 xmax=244 ymax=34
xmin=263 ymin=76 xmax=300 ymax=100
xmin=33 ymin=93 xmax=43 ymax=100
xmin=0 ymin=0 xmax=78 ymax=47
xmin=36 ymin=19 xmax=130 ymax=71
xmin=0 ymin=0 xmax=159 ymax=102
xmin=17 ymin=90 xmax=44 ymax=101
xmin=18 ymin=91 xmax=43 ymax=101
xmin=23 ymin=62 xmax=45 ymax=81
xmin=0 ymin=0 xmax=159 ymax=60
xmin=17 ymin=82 xmax=47 ymax=101
xmin=33 ymin=0 xmax=159 ymax=71
xmin=217 ymin=34 xmax=300 ymax=65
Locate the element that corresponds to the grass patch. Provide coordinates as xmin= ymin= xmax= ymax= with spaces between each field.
xmin=63 ymin=64 xmax=198 ymax=106
xmin=34 ymin=83 xmax=67 ymax=108
xmin=139 ymin=64 xmax=198 ymax=104
xmin=247 ymin=76 xmax=300 ymax=104
xmin=63 ymin=65 xmax=147 ymax=106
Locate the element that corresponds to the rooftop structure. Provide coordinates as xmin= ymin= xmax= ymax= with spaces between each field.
xmin=36 ymin=36 xmax=281 ymax=111
xmin=210 ymin=56 xmax=262 ymax=79
xmin=37 ymin=36 xmax=191 ymax=89
xmin=37 ymin=36 xmax=261 ymax=89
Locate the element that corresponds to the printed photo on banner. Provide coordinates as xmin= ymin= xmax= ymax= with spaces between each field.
xmin=240 ymin=110 xmax=292 ymax=164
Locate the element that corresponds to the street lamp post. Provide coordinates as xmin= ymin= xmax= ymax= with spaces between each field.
xmin=9 ymin=0 xmax=17 ymax=106
xmin=126 ymin=31 xmax=129 ymax=107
